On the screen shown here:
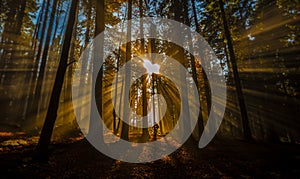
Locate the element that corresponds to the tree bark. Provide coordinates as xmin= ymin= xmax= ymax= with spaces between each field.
xmin=87 ymin=0 xmax=105 ymax=143
xmin=15 ymin=0 xmax=27 ymax=35
xmin=32 ymin=1 xmax=46 ymax=49
xmin=173 ymin=0 xmax=193 ymax=140
xmin=191 ymin=0 xmax=211 ymax=119
xmin=35 ymin=0 xmax=79 ymax=160
xmin=35 ymin=0 xmax=50 ymax=66
xmin=186 ymin=0 xmax=205 ymax=137
xmin=29 ymin=0 xmax=51 ymax=117
xmin=139 ymin=0 xmax=150 ymax=141
xmin=34 ymin=0 xmax=58 ymax=116
xmin=120 ymin=0 xmax=132 ymax=141
xmin=219 ymin=0 xmax=253 ymax=141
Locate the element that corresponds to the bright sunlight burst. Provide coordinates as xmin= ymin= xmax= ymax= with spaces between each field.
xmin=143 ymin=60 xmax=160 ymax=75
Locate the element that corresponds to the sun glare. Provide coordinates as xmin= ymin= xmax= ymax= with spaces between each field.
xmin=143 ymin=60 xmax=160 ymax=75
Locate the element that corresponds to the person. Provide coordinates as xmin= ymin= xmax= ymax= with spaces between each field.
xmin=153 ymin=123 xmax=159 ymax=140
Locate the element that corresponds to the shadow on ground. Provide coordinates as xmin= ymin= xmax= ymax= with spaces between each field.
xmin=0 ymin=137 xmax=299 ymax=178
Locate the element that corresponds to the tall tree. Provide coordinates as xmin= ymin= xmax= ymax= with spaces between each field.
xmin=32 ymin=1 xmax=46 ymax=49
xmin=35 ymin=0 xmax=79 ymax=160
xmin=120 ymin=0 xmax=132 ymax=141
xmin=34 ymin=0 xmax=50 ymax=67
xmin=27 ymin=0 xmax=51 ymax=118
xmin=87 ymin=0 xmax=105 ymax=143
xmin=170 ymin=0 xmax=193 ymax=140
xmin=187 ymin=0 xmax=205 ymax=137
xmin=15 ymin=0 xmax=27 ymax=35
xmin=191 ymin=0 xmax=212 ymax=109
xmin=219 ymin=0 xmax=253 ymax=140
xmin=35 ymin=0 xmax=59 ymax=117
xmin=139 ymin=0 xmax=150 ymax=141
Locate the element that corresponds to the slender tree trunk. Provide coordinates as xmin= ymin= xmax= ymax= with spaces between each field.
xmin=112 ymin=10 xmax=126 ymax=135
xmin=173 ymin=0 xmax=192 ymax=141
xmin=62 ymin=4 xmax=78 ymax=123
xmin=35 ymin=0 xmax=58 ymax=116
xmin=157 ymin=78 xmax=163 ymax=135
xmin=191 ymin=0 xmax=211 ymax=118
xmin=35 ymin=0 xmax=50 ymax=65
xmin=112 ymin=54 xmax=119 ymax=134
xmin=116 ymin=75 xmax=125 ymax=133
xmin=151 ymin=73 xmax=156 ymax=122
xmin=112 ymin=39 xmax=122 ymax=134
xmin=141 ymin=74 xmax=149 ymax=140
xmin=59 ymin=3 xmax=70 ymax=43
xmin=219 ymin=0 xmax=253 ymax=141
xmin=51 ymin=0 xmax=62 ymax=48
xmin=76 ymin=1 xmax=91 ymax=123
xmin=32 ymin=2 xmax=46 ymax=49
xmin=84 ymin=2 xmax=91 ymax=48
xmin=14 ymin=0 xmax=27 ymax=119
xmin=29 ymin=0 xmax=51 ymax=117
xmin=67 ymin=6 xmax=78 ymax=102
xmin=87 ymin=0 xmax=105 ymax=143
xmin=25 ymin=0 xmax=47 ymax=120
xmin=15 ymin=0 xmax=27 ymax=35
xmin=35 ymin=0 xmax=79 ymax=160
xmin=187 ymin=0 xmax=204 ymax=137
xmin=139 ymin=0 xmax=150 ymax=140
xmin=120 ymin=0 xmax=132 ymax=141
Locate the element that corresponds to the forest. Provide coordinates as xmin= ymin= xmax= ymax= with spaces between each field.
xmin=0 ymin=0 xmax=300 ymax=178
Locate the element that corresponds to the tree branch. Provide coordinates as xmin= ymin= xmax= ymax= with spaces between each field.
xmin=67 ymin=60 xmax=77 ymax=67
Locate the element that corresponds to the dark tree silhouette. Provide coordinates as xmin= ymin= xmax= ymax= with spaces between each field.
xmin=219 ymin=0 xmax=253 ymax=141
xmin=30 ymin=0 xmax=50 ymax=117
xmin=35 ymin=0 xmax=79 ymax=160
xmin=139 ymin=0 xmax=150 ymax=141
xmin=88 ymin=0 xmax=105 ymax=144
xmin=34 ymin=0 xmax=59 ymax=117
xmin=186 ymin=0 xmax=205 ymax=137
xmin=120 ymin=0 xmax=132 ymax=141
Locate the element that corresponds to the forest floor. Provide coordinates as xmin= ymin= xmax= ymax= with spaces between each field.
xmin=0 ymin=136 xmax=299 ymax=178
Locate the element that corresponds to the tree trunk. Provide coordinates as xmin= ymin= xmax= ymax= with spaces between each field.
xmin=51 ymin=0 xmax=62 ymax=49
xmin=219 ymin=0 xmax=253 ymax=141
xmin=29 ymin=0 xmax=51 ymax=118
xmin=32 ymin=1 xmax=46 ymax=49
xmin=187 ymin=0 xmax=204 ymax=137
xmin=120 ymin=0 xmax=132 ymax=141
xmin=172 ymin=0 xmax=193 ymax=141
xmin=15 ymin=0 xmax=27 ymax=35
xmin=35 ymin=0 xmax=79 ymax=160
xmin=191 ymin=0 xmax=211 ymax=119
xmin=139 ymin=0 xmax=150 ymax=141
xmin=112 ymin=10 xmax=125 ymax=135
xmin=35 ymin=0 xmax=50 ymax=66
xmin=34 ymin=0 xmax=58 ymax=117
xmin=75 ymin=0 xmax=91 ymax=123
xmin=87 ymin=0 xmax=105 ymax=143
